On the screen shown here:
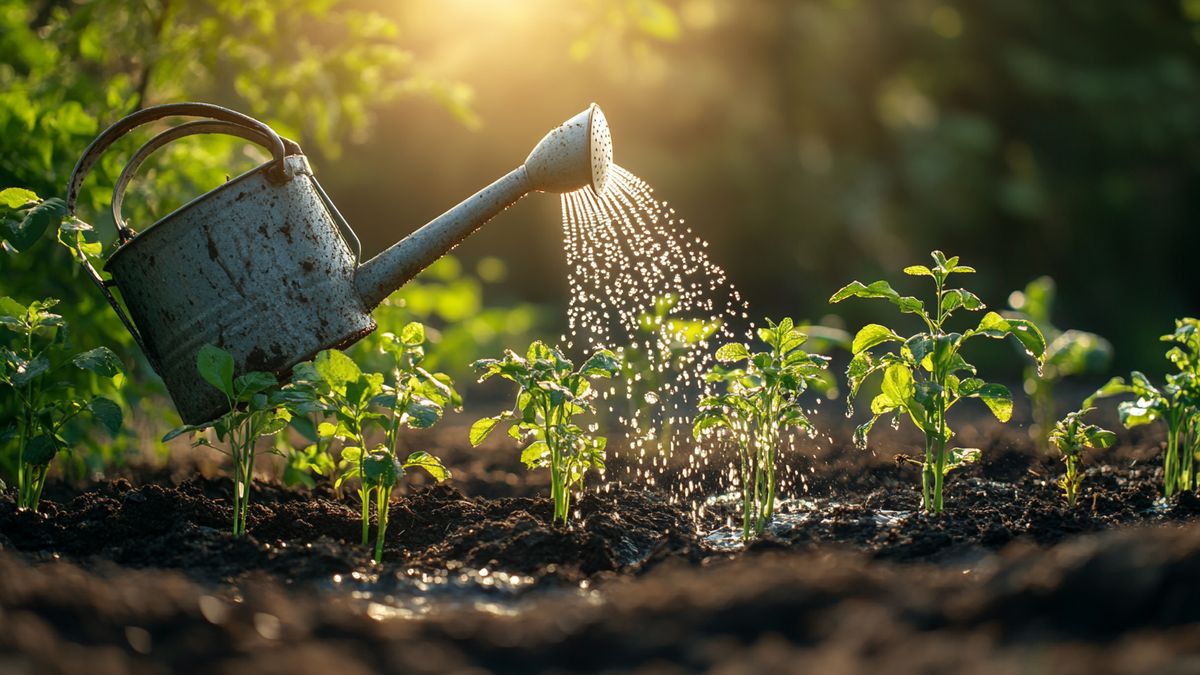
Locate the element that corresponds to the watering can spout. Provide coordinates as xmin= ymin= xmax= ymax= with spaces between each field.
xmin=354 ymin=103 xmax=612 ymax=310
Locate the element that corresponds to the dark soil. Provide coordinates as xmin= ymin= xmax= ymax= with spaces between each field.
xmin=2 ymin=417 xmax=1200 ymax=673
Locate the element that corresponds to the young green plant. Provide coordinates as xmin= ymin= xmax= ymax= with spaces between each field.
xmin=470 ymin=341 xmax=620 ymax=526
xmin=1007 ymin=277 xmax=1112 ymax=448
xmin=831 ymin=251 xmax=1046 ymax=513
xmin=297 ymin=322 xmax=455 ymax=561
xmin=164 ymin=345 xmax=292 ymax=536
xmin=0 ymin=297 xmax=123 ymax=510
xmin=1087 ymin=318 xmax=1199 ymax=497
xmin=1048 ymin=408 xmax=1115 ymax=507
xmin=692 ymin=318 xmax=829 ymax=541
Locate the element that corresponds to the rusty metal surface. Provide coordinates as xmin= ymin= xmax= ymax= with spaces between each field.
xmin=106 ymin=155 xmax=373 ymax=424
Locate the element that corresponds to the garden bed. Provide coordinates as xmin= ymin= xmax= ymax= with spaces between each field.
xmin=2 ymin=417 xmax=1200 ymax=673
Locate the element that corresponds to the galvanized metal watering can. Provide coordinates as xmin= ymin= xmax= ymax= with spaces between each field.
xmin=66 ymin=102 xmax=613 ymax=424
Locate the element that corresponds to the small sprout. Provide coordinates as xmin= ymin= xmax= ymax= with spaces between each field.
xmin=0 ymin=296 xmax=123 ymax=511
xmin=1049 ymin=408 xmax=1115 ymax=507
xmin=831 ymin=251 xmax=1045 ymax=514
xmin=164 ymin=345 xmax=290 ymax=536
xmin=1087 ymin=318 xmax=1200 ymax=497
xmin=693 ymin=318 xmax=829 ymax=541
xmin=471 ymin=341 xmax=619 ymax=526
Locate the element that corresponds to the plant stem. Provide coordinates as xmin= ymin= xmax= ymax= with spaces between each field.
xmin=361 ymin=486 xmax=371 ymax=546
xmin=374 ymin=486 xmax=391 ymax=562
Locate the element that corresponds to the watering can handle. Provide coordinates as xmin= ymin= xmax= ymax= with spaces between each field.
xmin=107 ymin=120 xmax=361 ymax=262
xmin=63 ymin=103 xmax=290 ymax=364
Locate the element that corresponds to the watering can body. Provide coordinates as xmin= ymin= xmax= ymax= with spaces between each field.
xmin=66 ymin=102 xmax=611 ymax=425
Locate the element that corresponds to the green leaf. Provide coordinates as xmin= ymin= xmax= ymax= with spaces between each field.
xmin=24 ymin=435 xmax=58 ymax=466
xmin=8 ymin=197 xmax=66 ymax=251
xmin=197 ymin=344 xmax=235 ymax=397
xmin=851 ymin=324 xmax=902 ymax=354
xmin=692 ymin=408 xmax=729 ymax=437
xmin=715 ymin=342 xmax=750 ymax=362
xmin=399 ymin=321 xmax=425 ymax=346
xmin=940 ymin=289 xmax=985 ymax=314
xmin=879 ymin=362 xmax=912 ymax=400
xmin=88 ymin=397 xmax=123 ymax=436
xmin=0 ymin=188 xmax=38 ymax=209
xmin=12 ymin=355 xmax=49 ymax=386
xmin=314 ymin=349 xmax=361 ymax=389
xmin=362 ymin=449 xmax=401 ymax=488
xmin=72 ymin=347 xmax=123 ymax=377
xmin=469 ymin=416 xmax=501 ymax=446
xmin=1085 ymin=376 xmax=1132 ymax=407
xmin=961 ymin=381 xmax=1013 ymax=422
xmin=0 ymin=296 xmax=28 ymax=323
xmin=163 ymin=424 xmax=204 ymax=442
xmin=402 ymin=450 xmax=450 ymax=482
xmin=579 ymin=349 xmax=620 ymax=377
xmin=903 ymin=265 xmax=933 ymax=277
xmin=944 ymin=447 xmax=982 ymax=475
xmin=404 ymin=399 xmax=441 ymax=428
xmin=829 ymin=280 xmax=925 ymax=316
xmin=520 ymin=439 xmax=550 ymax=468
xmin=233 ymin=371 xmax=278 ymax=400
xmin=969 ymin=312 xmax=1047 ymax=362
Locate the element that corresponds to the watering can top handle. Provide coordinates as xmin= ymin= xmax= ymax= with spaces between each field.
xmin=109 ymin=119 xmax=361 ymax=261
xmin=109 ymin=119 xmax=291 ymax=236
xmin=66 ymin=102 xmax=289 ymax=220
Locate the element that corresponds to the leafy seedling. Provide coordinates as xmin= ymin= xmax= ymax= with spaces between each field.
xmin=0 ymin=296 xmax=123 ymax=510
xmin=1007 ymin=276 xmax=1112 ymax=448
xmin=1088 ymin=318 xmax=1200 ymax=497
xmin=164 ymin=345 xmax=291 ymax=536
xmin=830 ymin=251 xmax=1046 ymax=513
xmin=693 ymin=318 xmax=829 ymax=540
xmin=470 ymin=341 xmax=620 ymax=526
xmin=1048 ymin=408 xmax=1115 ymax=507
xmin=294 ymin=322 xmax=456 ymax=561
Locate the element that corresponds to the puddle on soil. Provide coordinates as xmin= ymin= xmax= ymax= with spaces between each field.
xmin=701 ymin=491 xmax=914 ymax=551
xmin=323 ymin=565 xmax=597 ymax=620
xmin=1142 ymin=498 xmax=1172 ymax=515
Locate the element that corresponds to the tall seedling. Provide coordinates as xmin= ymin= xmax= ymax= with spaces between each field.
xmin=0 ymin=297 xmax=123 ymax=510
xmin=693 ymin=318 xmax=829 ymax=540
xmin=470 ymin=341 xmax=620 ymax=526
xmin=164 ymin=345 xmax=292 ymax=536
xmin=831 ymin=251 xmax=1046 ymax=513
xmin=1088 ymin=318 xmax=1200 ymax=497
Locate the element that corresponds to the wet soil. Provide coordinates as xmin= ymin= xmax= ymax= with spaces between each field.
xmin=2 ymin=418 xmax=1200 ymax=673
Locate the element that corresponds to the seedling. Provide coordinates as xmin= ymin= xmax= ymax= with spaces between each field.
xmin=1007 ymin=277 xmax=1112 ymax=448
xmin=692 ymin=318 xmax=829 ymax=540
xmin=1088 ymin=318 xmax=1199 ymax=497
xmin=831 ymin=251 xmax=1046 ymax=513
xmin=470 ymin=341 xmax=620 ymax=526
xmin=1049 ymin=408 xmax=1115 ymax=507
xmin=0 ymin=297 xmax=123 ymax=510
xmin=164 ymin=345 xmax=291 ymax=536
xmin=296 ymin=322 xmax=455 ymax=561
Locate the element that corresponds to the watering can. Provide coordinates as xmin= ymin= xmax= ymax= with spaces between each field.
xmin=66 ymin=102 xmax=613 ymax=424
